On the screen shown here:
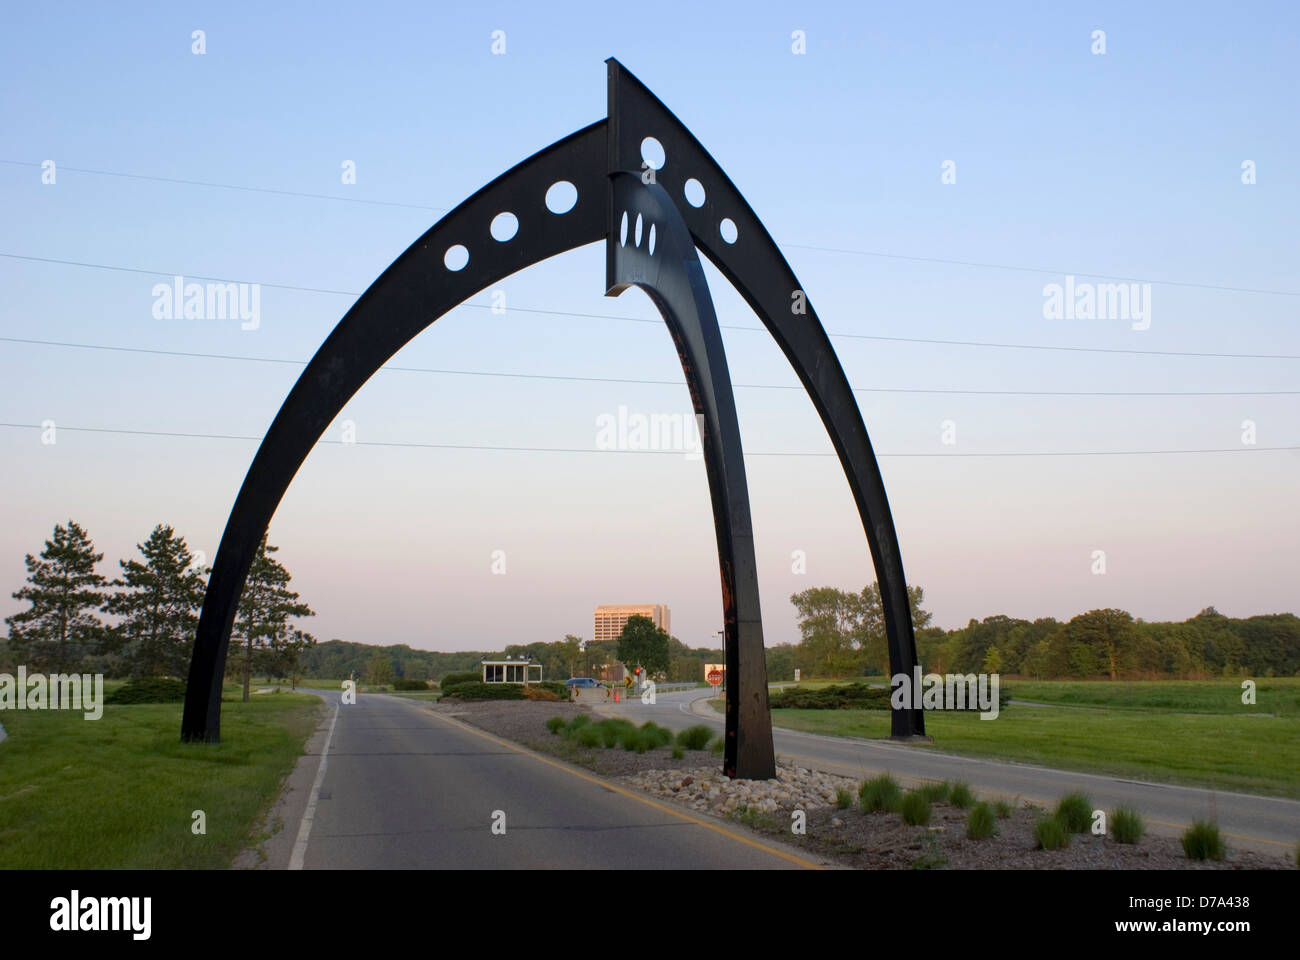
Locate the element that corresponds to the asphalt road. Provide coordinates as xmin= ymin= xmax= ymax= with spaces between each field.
xmin=255 ymin=689 xmax=820 ymax=870
xmin=598 ymin=686 xmax=1300 ymax=856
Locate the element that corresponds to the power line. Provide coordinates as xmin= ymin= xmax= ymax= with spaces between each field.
xmin=5 ymin=157 xmax=1296 ymax=298
xmin=2 ymin=335 xmax=1297 ymax=397
xmin=4 ymin=251 xmax=1299 ymax=361
xmin=0 ymin=159 xmax=447 ymax=213
xmin=1 ymin=422 xmax=1294 ymax=459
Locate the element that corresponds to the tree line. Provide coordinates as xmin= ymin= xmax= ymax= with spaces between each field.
xmin=789 ymin=584 xmax=1300 ymax=679
xmin=1 ymin=520 xmax=316 ymax=700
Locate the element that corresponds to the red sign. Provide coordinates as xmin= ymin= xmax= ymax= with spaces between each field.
xmin=706 ymin=669 xmax=723 ymax=686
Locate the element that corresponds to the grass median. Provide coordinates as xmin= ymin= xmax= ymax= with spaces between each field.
xmin=0 ymin=688 xmax=323 ymax=868
xmin=714 ymin=679 xmax=1300 ymax=798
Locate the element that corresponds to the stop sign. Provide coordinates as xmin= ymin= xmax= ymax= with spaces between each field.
xmin=707 ymin=669 xmax=723 ymax=686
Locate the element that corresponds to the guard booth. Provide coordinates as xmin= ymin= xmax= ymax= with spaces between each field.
xmin=480 ymin=657 xmax=543 ymax=685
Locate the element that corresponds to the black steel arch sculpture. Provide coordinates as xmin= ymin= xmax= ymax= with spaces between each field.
xmin=182 ymin=59 xmax=925 ymax=778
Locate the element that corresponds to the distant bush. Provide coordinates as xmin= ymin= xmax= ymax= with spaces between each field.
xmin=533 ymin=681 xmax=570 ymax=698
xmin=992 ymin=799 xmax=1014 ymax=819
xmin=392 ymin=678 xmax=429 ymax=691
xmin=900 ymin=791 xmax=931 ymax=826
xmin=545 ymin=716 xmax=567 ymax=735
xmin=440 ymin=681 xmax=523 ymax=701
xmin=859 ymin=774 xmax=902 ymax=814
xmin=676 ymin=725 xmax=713 ymax=750
xmin=710 ymin=737 xmax=724 ymax=755
xmin=438 ymin=671 xmax=481 ymax=691
xmin=1181 ymin=821 xmax=1226 ymax=861
xmin=671 ymin=745 xmax=684 ymax=760
xmin=107 ymin=677 xmax=187 ymax=704
xmin=522 ymin=686 xmax=562 ymax=701
xmin=966 ymin=802 xmax=997 ymax=840
xmin=1056 ymin=792 xmax=1093 ymax=833
xmin=947 ymin=781 xmax=975 ymax=809
xmin=835 ymin=788 xmax=853 ymax=809
xmin=768 ymin=683 xmax=892 ymax=710
xmin=1110 ymin=807 xmax=1144 ymax=844
xmin=1034 ymin=815 xmax=1070 ymax=850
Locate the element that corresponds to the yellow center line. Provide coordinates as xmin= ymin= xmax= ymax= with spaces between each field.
xmin=426 ymin=709 xmax=824 ymax=870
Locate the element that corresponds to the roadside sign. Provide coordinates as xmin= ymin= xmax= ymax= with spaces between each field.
xmin=706 ymin=669 xmax=723 ymax=686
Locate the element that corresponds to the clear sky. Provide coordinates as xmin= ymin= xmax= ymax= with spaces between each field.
xmin=2 ymin=1 xmax=1296 ymax=652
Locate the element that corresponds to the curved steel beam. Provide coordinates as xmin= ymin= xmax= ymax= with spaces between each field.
xmin=182 ymin=121 xmax=607 ymax=741
xmin=606 ymin=60 xmax=925 ymax=736
xmin=607 ymin=172 xmax=774 ymax=779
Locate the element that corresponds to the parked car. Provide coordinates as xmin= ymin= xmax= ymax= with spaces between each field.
xmin=564 ymin=677 xmax=600 ymax=689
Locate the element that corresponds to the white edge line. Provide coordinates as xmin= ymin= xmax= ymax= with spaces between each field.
xmin=289 ymin=701 xmax=340 ymax=870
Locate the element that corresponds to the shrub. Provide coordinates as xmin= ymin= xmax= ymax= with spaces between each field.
xmin=900 ymin=790 xmax=931 ymax=826
xmin=916 ymin=781 xmax=950 ymax=804
xmin=639 ymin=722 xmax=673 ymax=749
xmin=992 ymin=799 xmax=1014 ymax=819
xmin=677 ymin=725 xmax=713 ymax=750
xmin=1056 ymin=792 xmax=1093 ymax=833
xmin=440 ymin=681 xmax=523 ymax=701
xmin=966 ymin=802 xmax=997 ymax=840
xmin=710 ymin=737 xmax=724 ymax=755
xmin=671 ymin=745 xmax=684 ymax=759
xmin=835 ymin=788 xmax=853 ymax=809
xmin=767 ymin=683 xmax=893 ymax=710
xmin=568 ymin=714 xmax=591 ymax=729
xmin=107 ymin=677 xmax=187 ymax=704
xmin=1181 ymin=821 xmax=1226 ymax=861
xmin=545 ymin=716 xmax=567 ymax=735
xmin=1110 ymin=807 xmax=1144 ymax=844
xmin=572 ymin=725 xmax=602 ymax=748
xmin=859 ymin=774 xmax=902 ymax=814
xmin=601 ymin=720 xmax=630 ymax=748
xmin=438 ymin=671 xmax=481 ymax=691
xmin=947 ymin=781 xmax=975 ymax=809
xmin=522 ymin=686 xmax=562 ymax=701
xmin=392 ymin=678 xmax=429 ymax=691
xmin=533 ymin=681 xmax=569 ymax=698
xmin=1034 ymin=815 xmax=1070 ymax=850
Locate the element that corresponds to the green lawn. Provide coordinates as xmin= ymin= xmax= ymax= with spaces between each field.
xmin=763 ymin=692 xmax=1300 ymax=799
xmin=1004 ymin=678 xmax=1300 ymax=715
xmin=0 ymin=691 xmax=323 ymax=868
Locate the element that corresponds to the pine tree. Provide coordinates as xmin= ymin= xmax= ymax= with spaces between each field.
xmin=104 ymin=524 xmax=208 ymax=678
xmin=231 ymin=536 xmax=315 ymax=701
xmin=6 ymin=520 xmax=107 ymax=673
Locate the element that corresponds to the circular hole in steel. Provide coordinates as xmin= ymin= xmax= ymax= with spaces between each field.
xmin=490 ymin=212 xmax=518 ymax=242
xmin=684 ymin=178 xmax=706 ymax=207
xmin=634 ymin=212 xmax=643 ymax=247
xmin=719 ymin=218 xmax=738 ymax=244
xmin=619 ymin=210 xmax=628 ymax=247
xmin=545 ymin=180 xmax=578 ymax=214
xmin=648 ymin=223 xmax=657 ymax=255
xmin=444 ymin=244 xmax=469 ymax=271
xmin=641 ymin=136 xmax=666 ymax=171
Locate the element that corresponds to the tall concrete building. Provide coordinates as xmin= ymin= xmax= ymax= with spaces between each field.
xmin=593 ymin=604 xmax=671 ymax=643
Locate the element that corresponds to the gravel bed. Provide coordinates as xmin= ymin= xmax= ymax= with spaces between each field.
xmin=428 ymin=698 xmax=1296 ymax=870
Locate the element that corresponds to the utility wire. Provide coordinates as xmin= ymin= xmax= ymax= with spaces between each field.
xmin=1 ymin=422 xmax=1294 ymax=459
xmin=4 ymin=157 xmax=1295 ymax=298
xmin=1 ymin=335 xmax=1297 ymax=397
xmin=3 ymin=252 xmax=1298 ymax=361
